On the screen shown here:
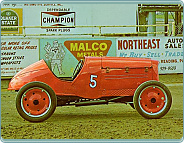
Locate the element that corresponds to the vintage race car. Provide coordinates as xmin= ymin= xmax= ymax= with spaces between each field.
xmin=8 ymin=57 xmax=172 ymax=122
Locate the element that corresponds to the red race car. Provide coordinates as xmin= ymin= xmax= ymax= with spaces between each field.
xmin=8 ymin=57 xmax=172 ymax=122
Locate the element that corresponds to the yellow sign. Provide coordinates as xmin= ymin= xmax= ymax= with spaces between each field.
xmin=64 ymin=40 xmax=112 ymax=61
xmin=1 ymin=8 xmax=23 ymax=34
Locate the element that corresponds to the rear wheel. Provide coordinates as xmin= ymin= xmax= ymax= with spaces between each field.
xmin=16 ymin=82 xmax=57 ymax=122
xmin=133 ymin=80 xmax=172 ymax=119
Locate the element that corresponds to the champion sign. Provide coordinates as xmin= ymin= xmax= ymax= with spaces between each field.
xmin=41 ymin=12 xmax=75 ymax=28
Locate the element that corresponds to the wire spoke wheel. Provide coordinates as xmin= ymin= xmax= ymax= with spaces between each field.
xmin=16 ymin=82 xmax=56 ymax=122
xmin=133 ymin=80 xmax=172 ymax=119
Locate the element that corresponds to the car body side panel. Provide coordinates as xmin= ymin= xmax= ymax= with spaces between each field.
xmin=100 ymin=57 xmax=154 ymax=97
xmin=101 ymin=68 xmax=152 ymax=96
xmin=72 ymin=57 xmax=102 ymax=99
xmin=8 ymin=57 xmax=159 ymax=99
xmin=151 ymin=60 xmax=159 ymax=81
xmin=8 ymin=58 xmax=102 ymax=99
xmin=8 ymin=60 xmax=75 ymax=96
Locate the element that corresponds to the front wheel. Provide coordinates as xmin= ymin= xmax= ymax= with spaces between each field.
xmin=133 ymin=80 xmax=172 ymax=119
xmin=16 ymin=82 xmax=57 ymax=122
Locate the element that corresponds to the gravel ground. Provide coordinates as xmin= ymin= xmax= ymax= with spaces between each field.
xmin=1 ymin=74 xmax=183 ymax=139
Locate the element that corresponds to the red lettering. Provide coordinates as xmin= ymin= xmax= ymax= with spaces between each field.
xmin=118 ymin=39 xmax=160 ymax=50
xmin=129 ymin=40 xmax=133 ymax=49
xmin=147 ymin=39 xmax=152 ymax=49
xmin=123 ymin=40 xmax=128 ymax=50
xmin=143 ymin=39 xmax=147 ymax=49
xmin=152 ymin=39 xmax=156 ymax=48
xmin=156 ymin=39 xmax=160 ymax=49
xmin=133 ymin=40 xmax=137 ymax=49
xmin=118 ymin=40 xmax=122 ymax=50
xmin=138 ymin=40 xmax=142 ymax=49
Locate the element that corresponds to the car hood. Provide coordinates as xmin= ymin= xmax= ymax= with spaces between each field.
xmin=13 ymin=59 xmax=49 ymax=78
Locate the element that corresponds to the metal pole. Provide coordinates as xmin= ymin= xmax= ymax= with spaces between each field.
xmin=175 ymin=11 xmax=178 ymax=36
xmin=178 ymin=12 xmax=182 ymax=34
xmin=148 ymin=12 xmax=156 ymax=36
xmin=164 ymin=12 xmax=168 ymax=36
xmin=1 ymin=24 xmax=168 ymax=37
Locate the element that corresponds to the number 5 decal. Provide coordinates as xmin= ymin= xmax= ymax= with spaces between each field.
xmin=89 ymin=75 xmax=97 ymax=88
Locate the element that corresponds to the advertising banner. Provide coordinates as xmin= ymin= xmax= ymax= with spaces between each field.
xmin=41 ymin=12 xmax=76 ymax=27
xmin=1 ymin=39 xmax=39 ymax=76
xmin=40 ymin=38 xmax=116 ymax=77
xmin=1 ymin=4 xmax=137 ymax=35
xmin=117 ymin=37 xmax=183 ymax=74
xmin=1 ymin=8 xmax=23 ymax=34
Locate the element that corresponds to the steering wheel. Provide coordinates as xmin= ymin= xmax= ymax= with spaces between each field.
xmin=73 ymin=59 xmax=84 ymax=78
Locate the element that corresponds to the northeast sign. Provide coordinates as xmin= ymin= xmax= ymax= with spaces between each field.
xmin=117 ymin=37 xmax=183 ymax=74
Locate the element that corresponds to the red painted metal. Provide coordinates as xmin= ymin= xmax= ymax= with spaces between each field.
xmin=22 ymin=88 xmax=50 ymax=115
xmin=8 ymin=57 xmax=159 ymax=99
xmin=139 ymin=86 xmax=166 ymax=113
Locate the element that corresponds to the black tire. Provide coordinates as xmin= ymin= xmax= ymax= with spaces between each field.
xmin=16 ymin=82 xmax=57 ymax=122
xmin=133 ymin=80 xmax=172 ymax=119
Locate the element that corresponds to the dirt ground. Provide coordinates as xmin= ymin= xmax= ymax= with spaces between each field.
xmin=1 ymin=74 xmax=183 ymax=139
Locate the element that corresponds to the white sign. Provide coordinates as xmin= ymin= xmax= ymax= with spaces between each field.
xmin=1 ymin=4 xmax=137 ymax=35
xmin=1 ymin=39 xmax=39 ymax=76
xmin=41 ymin=12 xmax=75 ymax=27
xmin=117 ymin=37 xmax=183 ymax=74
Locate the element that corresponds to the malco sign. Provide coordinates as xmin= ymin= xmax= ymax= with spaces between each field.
xmin=64 ymin=40 xmax=112 ymax=61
